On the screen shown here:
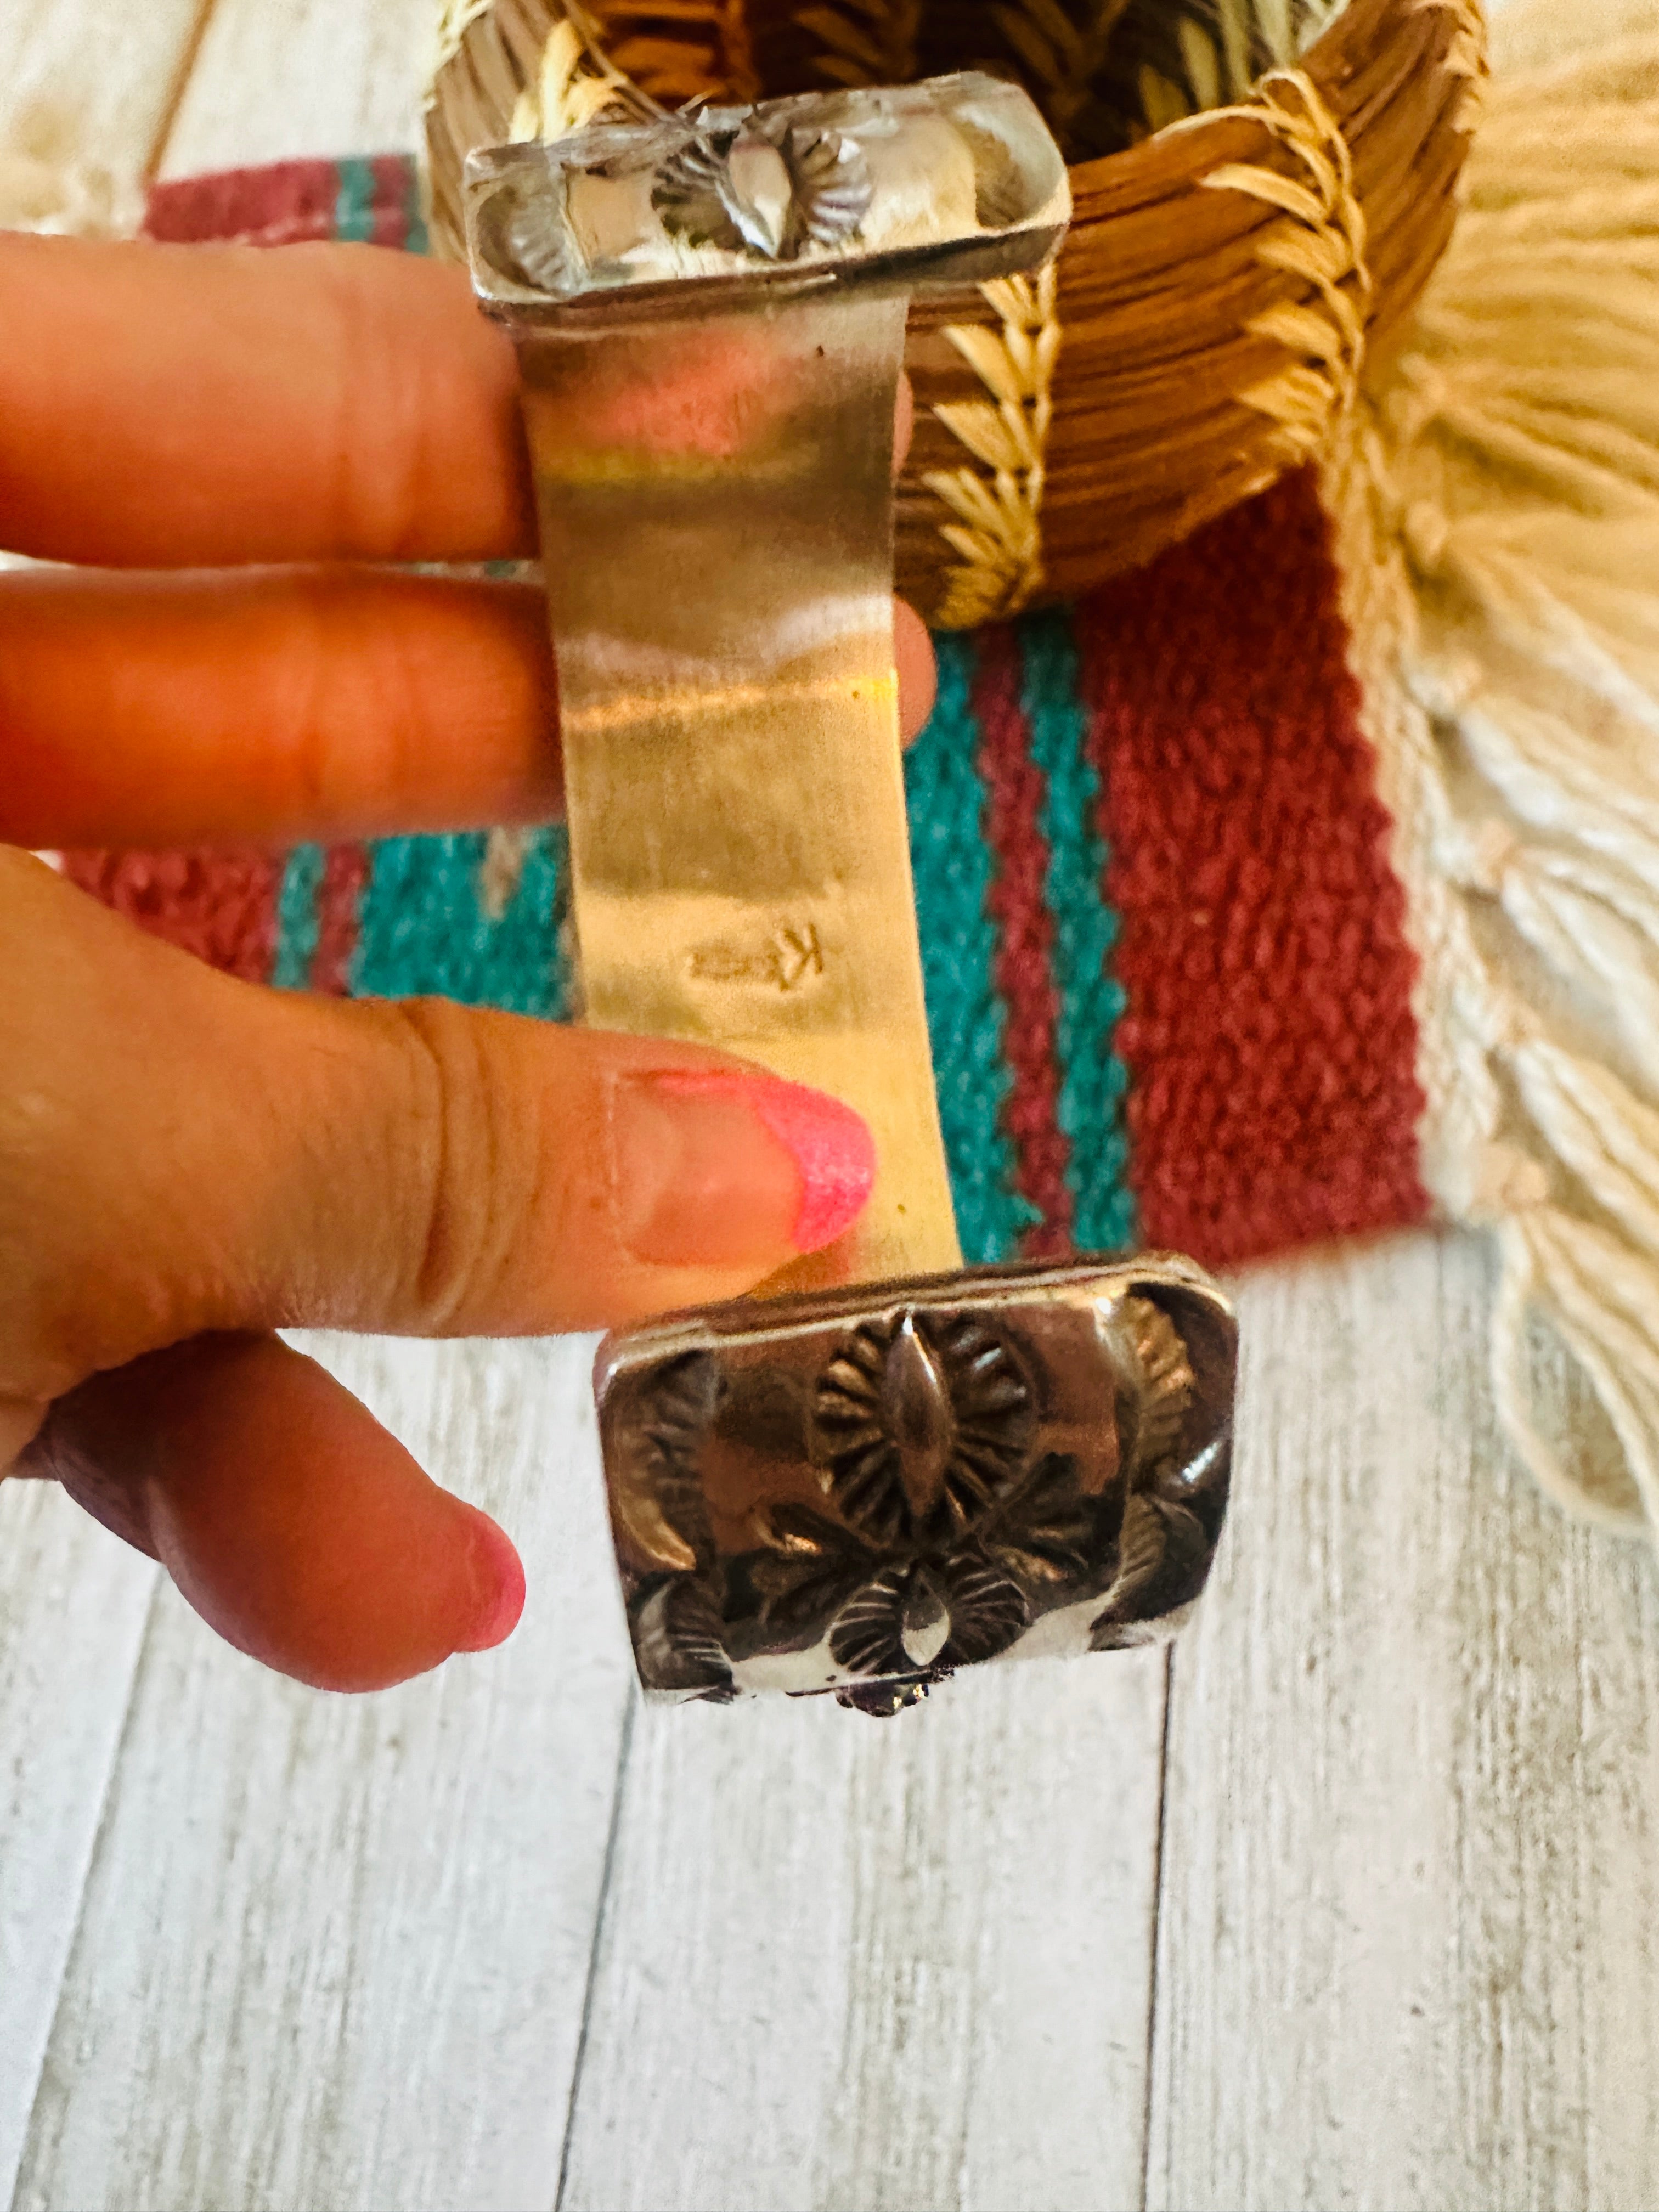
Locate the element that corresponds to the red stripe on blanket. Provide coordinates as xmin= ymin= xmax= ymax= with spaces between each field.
xmin=312 ymin=844 xmax=371 ymax=995
xmin=143 ymin=160 xmax=343 ymax=247
xmin=973 ymin=624 xmax=1074 ymax=1256
xmin=59 ymin=849 xmax=282 ymax=985
xmin=1079 ymin=469 xmax=1429 ymax=1269
xmin=368 ymin=154 xmax=413 ymax=247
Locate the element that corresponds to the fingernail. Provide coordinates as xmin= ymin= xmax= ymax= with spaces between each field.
xmin=610 ymin=1070 xmax=874 ymax=1267
xmin=454 ymin=1506 xmax=526 ymax=1654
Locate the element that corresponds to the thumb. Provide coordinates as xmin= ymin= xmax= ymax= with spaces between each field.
xmin=4 ymin=850 xmax=874 ymax=1692
xmin=7 ymin=849 xmax=874 ymax=1399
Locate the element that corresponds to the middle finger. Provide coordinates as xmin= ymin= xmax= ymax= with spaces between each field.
xmin=0 ymin=567 xmax=939 ymax=848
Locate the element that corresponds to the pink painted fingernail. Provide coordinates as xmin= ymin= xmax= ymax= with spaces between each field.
xmin=454 ymin=1506 xmax=527 ymax=1654
xmin=610 ymin=1069 xmax=875 ymax=1267
xmin=741 ymin=1075 xmax=877 ymax=1252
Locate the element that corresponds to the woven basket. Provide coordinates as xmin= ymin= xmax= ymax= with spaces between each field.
xmin=424 ymin=0 xmax=1485 ymax=625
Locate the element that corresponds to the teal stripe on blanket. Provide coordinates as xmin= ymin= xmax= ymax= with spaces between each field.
xmin=1018 ymin=610 xmax=1136 ymax=1254
xmin=908 ymin=634 xmax=1039 ymax=1265
xmin=351 ymin=830 xmax=572 ymax=1018
xmin=333 ymin=156 xmax=379 ymax=245
xmin=273 ymin=843 xmax=324 ymax=990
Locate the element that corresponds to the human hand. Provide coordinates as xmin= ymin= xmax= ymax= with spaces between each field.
xmin=0 ymin=232 xmax=937 ymax=1692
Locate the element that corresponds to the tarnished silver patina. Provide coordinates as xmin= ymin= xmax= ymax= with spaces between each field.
xmin=466 ymin=72 xmax=1236 ymax=1712
xmin=598 ymin=1258 xmax=1233 ymax=1713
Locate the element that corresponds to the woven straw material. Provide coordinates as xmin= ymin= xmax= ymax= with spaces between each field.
xmin=423 ymin=0 xmax=1484 ymax=625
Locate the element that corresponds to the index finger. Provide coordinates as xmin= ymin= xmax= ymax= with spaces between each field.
xmin=0 ymin=233 xmax=537 ymax=568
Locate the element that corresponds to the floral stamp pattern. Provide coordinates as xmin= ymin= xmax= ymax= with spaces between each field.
xmin=598 ymin=1261 xmax=1235 ymax=1714
xmin=651 ymin=112 xmax=874 ymax=260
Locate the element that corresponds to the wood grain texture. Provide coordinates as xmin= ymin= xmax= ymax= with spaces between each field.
xmin=158 ymin=0 xmax=437 ymax=176
xmin=1149 ymin=1232 xmax=1659 ymax=2212
xmin=0 ymin=0 xmax=207 ymax=188
xmin=9 ymin=1336 xmax=630 ymax=2212
xmin=0 ymin=1487 xmax=156 ymax=2210
xmin=560 ymin=1648 xmax=1168 ymax=2212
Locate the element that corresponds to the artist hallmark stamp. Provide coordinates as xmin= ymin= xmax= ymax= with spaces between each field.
xmin=689 ymin=921 xmax=824 ymax=993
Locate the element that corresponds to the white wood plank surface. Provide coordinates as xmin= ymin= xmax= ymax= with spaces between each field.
xmin=159 ymin=0 xmax=436 ymax=177
xmin=0 ymin=1 xmax=204 ymax=2194
xmin=560 ymin=1648 xmax=1168 ymax=2212
xmin=10 ymin=1335 xmax=630 ymax=2212
xmin=0 ymin=0 xmax=207 ymax=224
xmin=1149 ymin=1232 xmax=1659 ymax=2212
xmin=0 ymin=1489 xmax=156 ymax=2209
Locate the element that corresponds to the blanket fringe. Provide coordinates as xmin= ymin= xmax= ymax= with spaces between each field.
xmin=1334 ymin=0 xmax=1659 ymax=1533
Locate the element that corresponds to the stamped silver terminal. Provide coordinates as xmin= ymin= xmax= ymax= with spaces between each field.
xmin=598 ymin=1259 xmax=1235 ymax=1713
xmin=464 ymin=72 xmax=1069 ymax=321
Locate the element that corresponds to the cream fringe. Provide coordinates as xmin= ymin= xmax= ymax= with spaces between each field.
xmin=1331 ymin=0 xmax=1659 ymax=1532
